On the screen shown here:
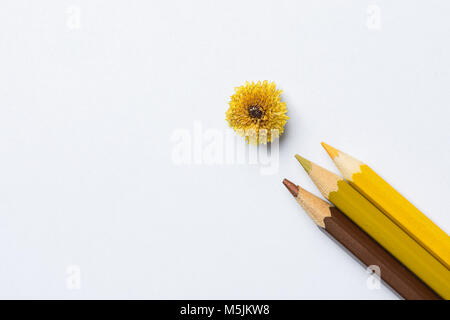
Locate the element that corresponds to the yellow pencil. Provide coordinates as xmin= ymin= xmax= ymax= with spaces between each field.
xmin=321 ymin=143 xmax=450 ymax=270
xmin=295 ymin=154 xmax=450 ymax=299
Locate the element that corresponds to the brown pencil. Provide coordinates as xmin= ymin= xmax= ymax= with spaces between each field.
xmin=283 ymin=178 xmax=441 ymax=300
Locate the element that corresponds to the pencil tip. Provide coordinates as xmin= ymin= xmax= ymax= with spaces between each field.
xmin=283 ymin=179 xmax=299 ymax=197
xmin=321 ymin=142 xmax=340 ymax=159
xmin=295 ymin=154 xmax=312 ymax=173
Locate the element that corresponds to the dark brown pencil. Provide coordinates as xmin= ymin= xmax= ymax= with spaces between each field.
xmin=283 ymin=178 xmax=441 ymax=300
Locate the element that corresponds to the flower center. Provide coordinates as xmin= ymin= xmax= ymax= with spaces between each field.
xmin=248 ymin=105 xmax=263 ymax=119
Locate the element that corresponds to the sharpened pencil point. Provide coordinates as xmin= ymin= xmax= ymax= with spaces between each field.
xmin=321 ymin=142 xmax=340 ymax=159
xmin=295 ymin=154 xmax=312 ymax=173
xmin=283 ymin=179 xmax=299 ymax=197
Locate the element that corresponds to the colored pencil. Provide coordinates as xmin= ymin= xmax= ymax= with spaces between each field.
xmin=283 ymin=179 xmax=441 ymax=300
xmin=295 ymin=155 xmax=450 ymax=299
xmin=321 ymin=142 xmax=450 ymax=270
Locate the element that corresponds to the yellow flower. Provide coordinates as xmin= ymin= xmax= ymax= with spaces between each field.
xmin=226 ymin=81 xmax=288 ymax=144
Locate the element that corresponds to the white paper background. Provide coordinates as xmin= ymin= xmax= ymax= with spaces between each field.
xmin=0 ymin=0 xmax=449 ymax=299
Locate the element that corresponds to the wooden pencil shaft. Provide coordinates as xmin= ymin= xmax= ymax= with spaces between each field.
xmin=322 ymin=143 xmax=450 ymax=270
xmin=329 ymin=179 xmax=450 ymax=299
xmin=294 ymin=157 xmax=450 ymax=299
xmin=324 ymin=207 xmax=441 ymax=300
xmin=283 ymin=180 xmax=441 ymax=300
xmin=351 ymin=165 xmax=449 ymax=269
